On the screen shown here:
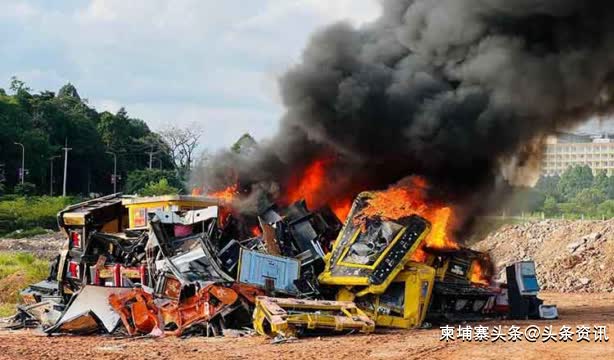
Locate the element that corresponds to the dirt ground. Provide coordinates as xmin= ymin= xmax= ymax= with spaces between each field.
xmin=0 ymin=292 xmax=611 ymax=360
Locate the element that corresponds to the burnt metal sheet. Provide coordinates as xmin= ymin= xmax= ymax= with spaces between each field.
xmin=153 ymin=207 xmax=218 ymax=225
xmin=47 ymin=285 xmax=130 ymax=334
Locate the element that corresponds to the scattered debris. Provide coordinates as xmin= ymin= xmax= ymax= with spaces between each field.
xmin=6 ymin=191 xmax=555 ymax=340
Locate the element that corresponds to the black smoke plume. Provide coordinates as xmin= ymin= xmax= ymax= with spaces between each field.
xmin=193 ymin=0 xmax=614 ymax=224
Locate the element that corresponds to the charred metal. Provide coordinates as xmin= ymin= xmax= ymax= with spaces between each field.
xmin=9 ymin=192 xmax=556 ymax=339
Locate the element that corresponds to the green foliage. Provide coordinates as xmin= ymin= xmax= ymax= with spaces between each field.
xmin=542 ymin=196 xmax=559 ymax=217
xmin=535 ymin=175 xmax=561 ymax=201
xmin=0 ymin=196 xmax=76 ymax=235
xmin=597 ymin=200 xmax=614 ymax=218
xmin=0 ymin=77 xmax=175 ymax=195
xmin=231 ymin=133 xmax=256 ymax=154
xmin=125 ymin=169 xmax=183 ymax=194
xmin=14 ymin=182 xmax=36 ymax=196
xmin=534 ymin=166 xmax=614 ymax=219
xmin=57 ymin=83 xmax=80 ymax=100
xmin=139 ymin=178 xmax=180 ymax=196
xmin=557 ymin=165 xmax=594 ymax=201
xmin=571 ymin=188 xmax=606 ymax=213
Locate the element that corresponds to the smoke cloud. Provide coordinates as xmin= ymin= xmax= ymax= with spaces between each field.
xmin=194 ymin=0 xmax=614 ymax=221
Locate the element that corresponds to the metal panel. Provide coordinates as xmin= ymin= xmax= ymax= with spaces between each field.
xmin=48 ymin=285 xmax=130 ymax=334
xmin=238 ymin=249 xmax=300 ymax=294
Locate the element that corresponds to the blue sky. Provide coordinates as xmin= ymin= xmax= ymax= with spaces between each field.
xmin=0 ymin=0 xmax=380 ymax=149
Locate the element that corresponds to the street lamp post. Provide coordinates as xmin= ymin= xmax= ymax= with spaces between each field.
xmin=62 ymin=139 xmax=72 ymax=197
xmin=106 ymin=151 xmax=117 ymax=194
xmin=49 ymin=155 xmax=61 ymax=196
xmin=14 ymin=142 xmax=25 ymax=185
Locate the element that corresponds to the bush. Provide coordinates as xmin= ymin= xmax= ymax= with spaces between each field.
xmin=14 ymin=182 xmax=36 ymax=196
xmin=0 ymin=196 xmax=77 ymax=235
xmin=125 ymin=169 xmax=183 ymax=194
xmin=139 ymin=178 xmax=180 ymax=196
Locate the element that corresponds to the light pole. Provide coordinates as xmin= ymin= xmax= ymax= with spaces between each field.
xmin=147 ymin=146 xmax=154 ymax=169
xmin=49 ymin=155 xmax=61 ymax=196
xmin=14 ymin=142 xmax=25 ymax=185
xmin=106 ymin=151 xmax=117 ymax=194
xmin=62 ymin=139 xmax=72 ymax=197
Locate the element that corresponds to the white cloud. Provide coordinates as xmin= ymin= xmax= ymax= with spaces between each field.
xmin=0 ymin=0 xmax=380 ymax=149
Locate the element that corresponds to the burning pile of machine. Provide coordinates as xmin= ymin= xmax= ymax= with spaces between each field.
xmin=11 ymin=186 xmax=554 ymax=339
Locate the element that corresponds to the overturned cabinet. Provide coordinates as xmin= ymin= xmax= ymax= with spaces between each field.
xmin=253 ymin=296 xmax=375 ymax=338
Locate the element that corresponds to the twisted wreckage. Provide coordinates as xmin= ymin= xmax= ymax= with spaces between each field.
xmin=11 ymin=191 xmax=557 ymax=338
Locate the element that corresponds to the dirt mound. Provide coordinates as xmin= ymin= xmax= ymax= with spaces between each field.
xmin=0 ymin=232 xmax=63 ymax=259
xmin=474 ymin=219 xmax=614 ymax=292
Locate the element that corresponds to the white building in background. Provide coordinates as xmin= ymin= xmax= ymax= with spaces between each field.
xmin=541 ymin=133 xmax=614 ymax=176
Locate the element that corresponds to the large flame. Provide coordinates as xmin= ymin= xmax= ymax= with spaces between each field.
xmin=354 ymin=177 xmax=459 ymax=251
xmin=330 ymin=198 xmax=352 ymax=222
xmin=470 ymin=260 xmax=490 ymax=286
xmin=208 ymin=184 xmax=238 ymax=204
xmin=284 ymin=157 xmax=353 ymax=220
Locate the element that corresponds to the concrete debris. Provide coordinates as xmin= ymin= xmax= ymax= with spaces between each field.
xmin=474 ymin=219 xmax=614 ymax=293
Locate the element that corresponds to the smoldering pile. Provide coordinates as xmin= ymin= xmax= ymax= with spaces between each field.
xmin=194 ymin=0 xmax=614 ymax=236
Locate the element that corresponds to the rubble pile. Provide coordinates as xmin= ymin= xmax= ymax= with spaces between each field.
xmin=5 ymin=192 xmax=557 ymax=339
xmin=0 ymin=232 xmax=64 ymax=259
xmin=6 ymin=194 xmax=359 ymax=338
xmin=474 ymin=219 xmax=614 ymax=293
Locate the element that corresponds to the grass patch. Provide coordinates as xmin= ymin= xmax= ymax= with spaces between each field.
xmin=0 ymin=252 xmax=49 ymax=281
xmin=0 ymin=302 xmax=16 ymax=318
xmin=0 ymin=196 xmax=77 ymax=236
xmin=0 ymin=252 xmax=50 ymax=305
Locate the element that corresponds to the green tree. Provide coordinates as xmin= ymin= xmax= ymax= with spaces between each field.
xmin=139 ymin=178 xmax=180 ymax=196
xmin=557 ymin=165 xmax=594 ymax=201
xmin=125 ymin=169 xmax=183 ymax=194
xmin=570 ymin=188 xmax=606 ymax=215
xmin=0 ymin=78 xmax=174 ymax=195
xmin=593 ymin=170 xmax=609 ymax=194
xmin=535 ymin=175 xmax=561 ymax=200
xmin=57 ymin=83 xmax=81 ymax=100
xmin=597 ymin=200 xmax=614 ymax=219
xmin=231 ymin=133 xmax=257 ymax=154
xmin=14 ymin=182 xmax=36 ymax=196
xmin=9 ymin=76 xmax=31 ymax=94
xmin=542 ymin=196 xmax=559 ymax=217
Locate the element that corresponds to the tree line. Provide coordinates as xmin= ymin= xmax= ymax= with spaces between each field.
xmin=506 ymin=165 xmax=614 ymax=219
xmin=0 ymin=77 xmax=200 ymax=196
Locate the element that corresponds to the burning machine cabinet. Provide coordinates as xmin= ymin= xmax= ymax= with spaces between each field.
xmin=319 ymin=192 xmax=497 ymax=329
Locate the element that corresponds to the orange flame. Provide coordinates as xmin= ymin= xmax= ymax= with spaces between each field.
xmin=410 ymin=245 xmax=429 ymax=263
xmin=284 ymin=157 xmax=353 ymax=221
xmin=208 ymin=184 xmax=238 ymax=204
xmin=330 ymin=198 xmax=352 ymax=222
xmin=470 ymin=260 xmax=490 ymax=286
xmin=354 ymin=177 xmax=459 ymax=252
xmin=285 ymin=158 xmax=329 ymax=208
xmin=250 ymin=225 xmax=262 ymax=237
